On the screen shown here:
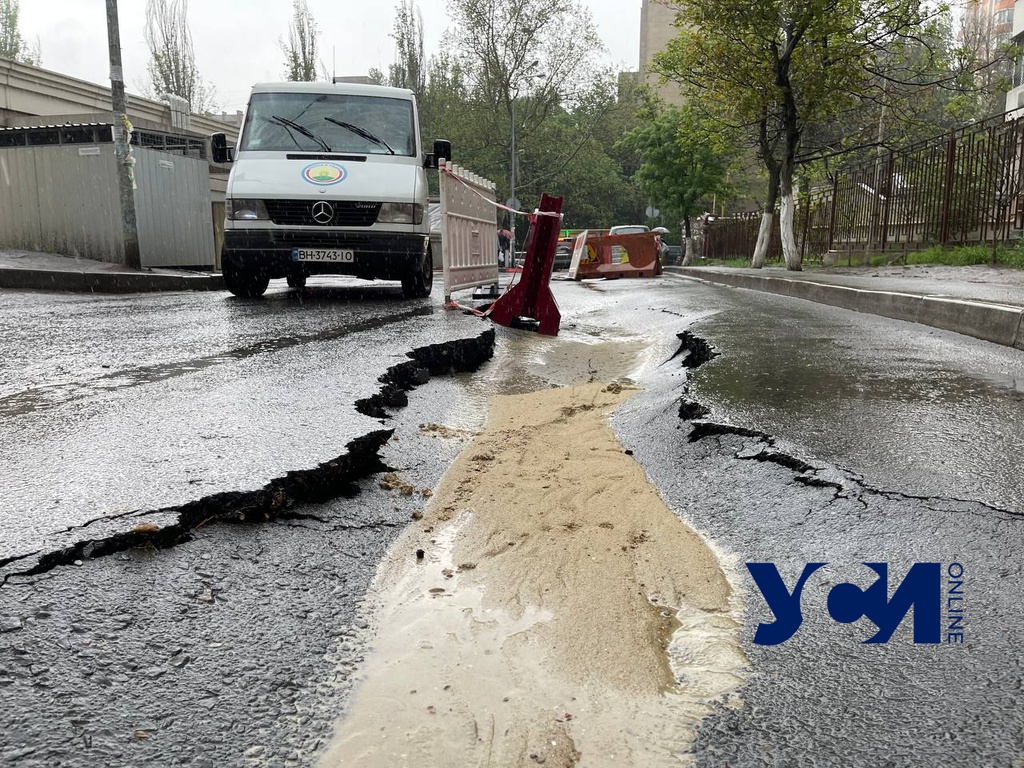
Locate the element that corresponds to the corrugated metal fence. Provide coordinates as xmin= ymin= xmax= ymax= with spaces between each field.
xmin=706 ymin=112 xmax=1024 ymax=263
xmin=0 ymin=125 xmax=214 ymax=268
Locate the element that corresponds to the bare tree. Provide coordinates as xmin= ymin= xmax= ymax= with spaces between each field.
xmin=0 ymin=0 xmax=39 ymax=65
xmin=281 ymin=0 xmax=319 ymax=81
xmin=957 ymin=2 xmax=1013 ymax=117
xmin=388 ymin=0 xmax=425 ymax=96
xmin=144 ymin=0 xmax=215 ymax=113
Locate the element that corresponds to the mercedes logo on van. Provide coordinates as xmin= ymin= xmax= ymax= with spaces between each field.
xmin=311 ymin=201 xmax=334 ymax=225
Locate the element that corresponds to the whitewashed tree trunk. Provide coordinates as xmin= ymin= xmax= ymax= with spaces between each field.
xmin=751 ymin=212 xmax=773 ymax=268
xmin=682 ymin=236 xmax=694 ymax=266
xmin=780 ymin=190 xmax=801 ymax=270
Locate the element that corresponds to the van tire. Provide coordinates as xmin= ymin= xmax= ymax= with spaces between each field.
xmin=401 ymin=247 xmax=433 ymax=299
xmin=286 ymin=273 xmax=307 ymax=289
xmin=223 ymin=261 xmax=270 ymax=298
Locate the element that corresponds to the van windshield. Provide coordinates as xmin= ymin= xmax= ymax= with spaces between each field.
xmin=240 ymin=92 xmax=417 ymax=156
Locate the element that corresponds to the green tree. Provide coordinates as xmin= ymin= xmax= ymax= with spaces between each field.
xmin=654 ymin=0 xmax=941 ymax=270
xmin=620 ymin=106 xmax=731 ymax=264
xmin=0 ymin=0 xmax=38 ymax=65
xmin=447 ymin=0 xmax=607 ymax=214
xmin=281 ymin=0 xmax=319 ymax=82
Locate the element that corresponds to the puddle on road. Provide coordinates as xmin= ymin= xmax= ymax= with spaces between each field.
xmin=320 ymin=382 xmax=747 ymax=767
xmin=441 ymin=328 xmax=662 ymax=434
xmin=0 ymin=307 xmax=435 ymax=418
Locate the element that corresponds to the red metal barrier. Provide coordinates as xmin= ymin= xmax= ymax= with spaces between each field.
xmin=572 ymin=232 xmax=663 ymax=280
xmin=488 ymin=194 xmax=563 ymax=335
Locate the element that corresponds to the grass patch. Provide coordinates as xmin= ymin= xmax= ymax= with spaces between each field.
xmin=905 ymin=245 xmax=1024 ymax=269
xmin=851 ymin=245 xmax=1024 ymax=269
xmin=695 ymin=244 xmax=1024 ymax=270
xmin=696 ymin=258 xmax=751 ymax=268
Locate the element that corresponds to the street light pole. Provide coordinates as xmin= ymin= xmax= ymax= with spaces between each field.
xmin=105 ymin=0 xmax=141 ymax=270
xmin=508 ymin=64 xmax=543 ymax=257
xmin=509 ymin=95 xmax=517 ymax=252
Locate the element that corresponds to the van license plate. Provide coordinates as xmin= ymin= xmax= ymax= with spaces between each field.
xmin=293 ymin=248 xmax=354 ymax=262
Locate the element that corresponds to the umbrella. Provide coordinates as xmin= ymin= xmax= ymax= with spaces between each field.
xmin=652 ymin=226 xmax=670 ymax=234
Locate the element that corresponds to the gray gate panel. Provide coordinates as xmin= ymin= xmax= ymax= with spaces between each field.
xmin=0 ymin=145 xmax=123 ymax=262
xmin=32 ymin=145 xmax=121 ymax=262
xmin=0 ymin=147 xmax=44 ymax=251
xmin=135 ymin=147 xmax=215 ymax=268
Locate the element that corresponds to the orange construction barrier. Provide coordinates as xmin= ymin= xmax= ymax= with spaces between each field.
xmin=571 ymin=232 xmax=663 ymax=280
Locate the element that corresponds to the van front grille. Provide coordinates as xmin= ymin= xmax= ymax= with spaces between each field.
xmin=263 ymin=199 xmax=381 ymax=227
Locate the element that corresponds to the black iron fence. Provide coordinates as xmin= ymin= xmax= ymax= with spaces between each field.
xmin=705 ymin=111 xmax=1024 ymax=263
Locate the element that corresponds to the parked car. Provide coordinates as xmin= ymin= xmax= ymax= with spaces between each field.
xmin=554 ymin=236 xmax=575 ymax=271
xmin=607 ymin=224 xmax=668 ymax=263
xmin=608 ymin=224 xmax=650 ymax=237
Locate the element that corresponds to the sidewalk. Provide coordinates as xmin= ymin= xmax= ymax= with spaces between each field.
xmin=0 ymin=249 xmax=223 ymax=293
xmin=666 ymin=263 xmax=1024 ymax=350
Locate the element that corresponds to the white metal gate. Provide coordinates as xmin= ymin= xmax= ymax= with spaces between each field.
xmin=438 ymin=159 xmax=499 ymax=300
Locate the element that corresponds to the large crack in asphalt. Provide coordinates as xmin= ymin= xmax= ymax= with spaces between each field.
xmin=671 ymin=329 xmax=1022 ymax=520
xmin=0 ymin=328 xmax=495 ymax=587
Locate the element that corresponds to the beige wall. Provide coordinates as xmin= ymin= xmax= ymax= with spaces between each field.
xmin=639 ymin=0 xmax=685 ymax=105
xmin=0 ymin=57 xmax=238 ymax=141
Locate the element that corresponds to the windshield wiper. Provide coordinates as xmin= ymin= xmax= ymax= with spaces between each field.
xmin=269 ymin=115 xmax=331 ymax=152
xmin=324 ymin=117 xmax=395 ymax=155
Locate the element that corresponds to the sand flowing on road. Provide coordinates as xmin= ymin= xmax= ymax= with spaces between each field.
xmin=320 ymin=382 xmax=747 ymax=767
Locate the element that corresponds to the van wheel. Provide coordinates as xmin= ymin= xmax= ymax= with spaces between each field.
xmin=223 ymin=260 xmax=270 ymax=298
xmin=401 ymin=247 xmax=433 ymax=299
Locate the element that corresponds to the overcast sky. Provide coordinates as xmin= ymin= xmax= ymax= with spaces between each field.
xmin=18 ymin=1 xmax=642 ymax=114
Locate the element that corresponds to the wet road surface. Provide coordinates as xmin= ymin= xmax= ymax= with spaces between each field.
xmin=0 ymin=279 xmax=487 ymax=567
xmin=0 ymin=273 xmax=1022 ymax=765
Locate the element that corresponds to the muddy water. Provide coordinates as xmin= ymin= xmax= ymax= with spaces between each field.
xmin=320 ymin=381 xmax=747 ymax=767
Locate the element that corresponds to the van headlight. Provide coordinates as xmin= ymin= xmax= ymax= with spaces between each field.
xmin=377 ymin=202 xmax=423 ymax=225
xmin=227 ymin=199 xmax=270 ymax=221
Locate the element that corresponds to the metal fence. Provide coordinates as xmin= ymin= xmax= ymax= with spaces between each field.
xmin=0 ymin=143 xmax=215 ymax=268
xmin=705 ymin=111 xmax=1024 ymax=263
xmin=0 ymin=123 xmax=208 ymax=160
xmin=439 ymin=159 xmax=499 ymax=300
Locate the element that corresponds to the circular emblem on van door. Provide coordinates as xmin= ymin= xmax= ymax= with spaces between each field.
xmin=311 ymin=201 xmax=334 ymax=224
xmin=302 ymin=162 xmax=347 ymax=186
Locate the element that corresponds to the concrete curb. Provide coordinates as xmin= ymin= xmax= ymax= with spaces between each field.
xmin=668 ymin=267 xmax=1024 ymax=351
xmin=0 ymin=267 xmax=225 ymax=294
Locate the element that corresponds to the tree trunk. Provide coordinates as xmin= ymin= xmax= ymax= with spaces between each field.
xmin=780 ymin=172 xmax=801 ymax=271
xmin=751 ymin=166 xmax=780 ymax=269
xmin=681 ymin=215 xmax=694 ymax=266
xmin=776 ymin=36 xmax=803 ymax=272
xmin=751 ymin=213 xmax=773 ymax=268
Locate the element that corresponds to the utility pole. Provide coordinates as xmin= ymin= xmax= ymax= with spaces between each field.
xmin=509 ymin=96 xmax=517 ymax=248
xmin=105 ymin=0 xmax=141 ymax=269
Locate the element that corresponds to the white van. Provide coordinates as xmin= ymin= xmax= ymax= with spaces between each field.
xmin=212 ymin=82 xmax=451 ymax=298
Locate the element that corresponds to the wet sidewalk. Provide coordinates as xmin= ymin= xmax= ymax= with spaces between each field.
xmin=0 ymin=248 xmax=223 ymax=293
xmin=667 ymin=263 xmax=1024 ymax=350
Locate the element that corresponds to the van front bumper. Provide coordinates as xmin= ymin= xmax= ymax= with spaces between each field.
xmin=223 ymin=229 xmax=430 ymax=280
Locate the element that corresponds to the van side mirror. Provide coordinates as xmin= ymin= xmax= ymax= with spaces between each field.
xmin=211 ymin=132 xmax=233 ymax=164
xmin=433 ymin=139 xmax=452 ymax=164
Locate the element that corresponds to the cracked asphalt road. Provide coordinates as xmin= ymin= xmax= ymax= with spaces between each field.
xmin=1 ymin=273 xmax=1022 ymax=765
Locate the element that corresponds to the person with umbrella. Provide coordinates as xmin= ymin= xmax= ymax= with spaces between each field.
xmin=652 ymin=226 xmax=671 ymax=264
xmin=497 ymin=227 xmax=513 ymax=267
